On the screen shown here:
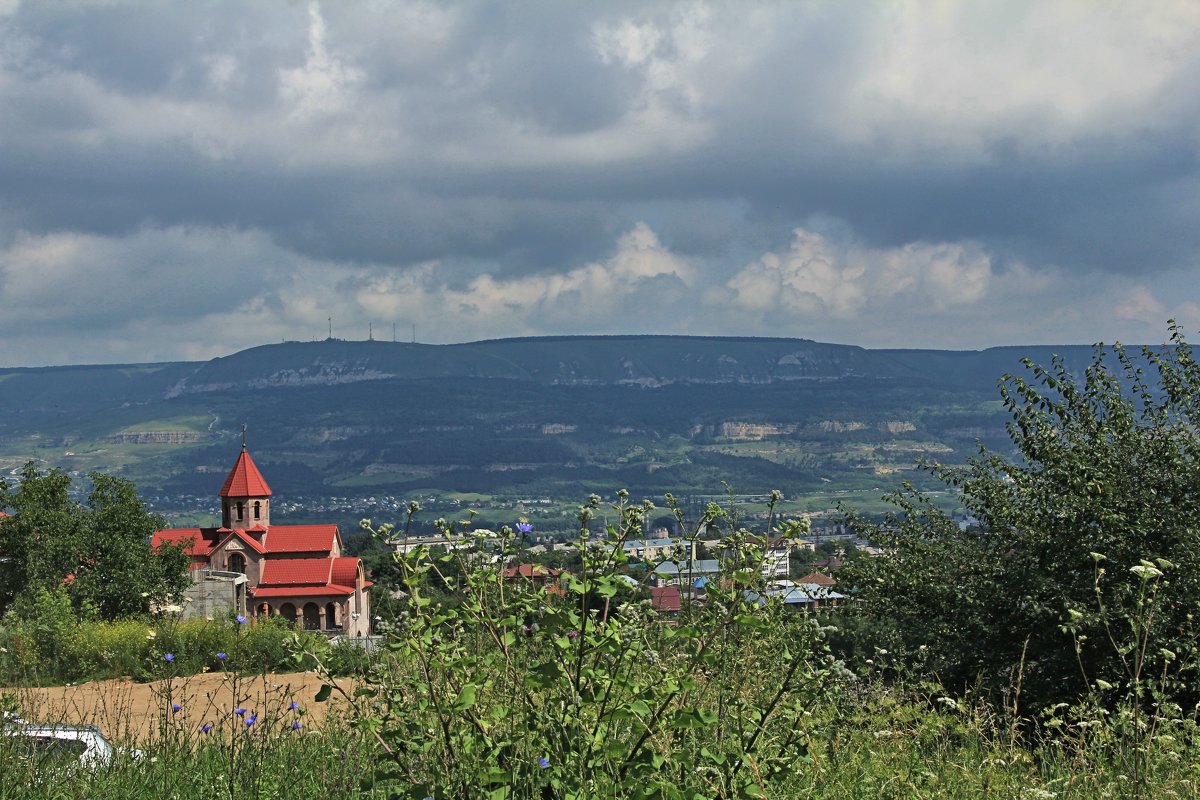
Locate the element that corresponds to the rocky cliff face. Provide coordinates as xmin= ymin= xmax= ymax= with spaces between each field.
xmin=718 ymin=422 xmax=798 ymax=440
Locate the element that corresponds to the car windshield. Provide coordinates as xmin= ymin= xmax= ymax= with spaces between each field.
xmin=5 ymin=733 xmax=89 ymax=765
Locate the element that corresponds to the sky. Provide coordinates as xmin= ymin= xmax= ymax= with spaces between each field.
xmin=1 ymin=1 xmax=1199 ymax=366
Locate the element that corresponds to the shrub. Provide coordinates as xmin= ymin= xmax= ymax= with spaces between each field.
xmin=337 ymin=492 xmax=832 ymax=799
xmin=843 ymin=323 xmax=1200 ymax=714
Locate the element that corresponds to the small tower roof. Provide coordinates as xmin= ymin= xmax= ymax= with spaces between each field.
xmin=219 ymin=447 xmax=272 ymax=498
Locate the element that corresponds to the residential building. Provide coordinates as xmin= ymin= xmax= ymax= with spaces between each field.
xmin=651 ymin=559 xmax=722 ymax=588
xmin=622 ymin=535 xmax=697 ymax=562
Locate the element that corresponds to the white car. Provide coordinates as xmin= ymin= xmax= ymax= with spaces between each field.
xmin=2 ymin=714 xmax=133 ymax=770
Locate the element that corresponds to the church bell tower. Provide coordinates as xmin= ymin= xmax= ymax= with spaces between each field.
xmin=219 ymin=432 xmax=272 ymax=530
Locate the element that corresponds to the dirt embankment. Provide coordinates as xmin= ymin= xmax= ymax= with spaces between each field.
xmin=1 ymin=672 xmax=356 ymax=743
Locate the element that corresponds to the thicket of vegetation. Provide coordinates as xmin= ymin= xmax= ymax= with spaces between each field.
xmin=0 ymin=467 xmax=190 ymax=617
xmin=845 ymin=324 xmax=1200 ymax=716
xmin=0 ymin=600 xmax=373 ymax=685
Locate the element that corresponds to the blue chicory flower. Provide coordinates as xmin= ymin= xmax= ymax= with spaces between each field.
xmin=200 ymin=723 xmax=212 ymax=733
xmin=289 ymin=700 xmax=300 ymax=711
xmin=291 ymin=721 xmax=302 ymax=730
xmin=538 ymin=757 xmax=549 ymax=769
xmin=216 ymin=652 xmax=227 ymax=660
xmin=172 ymin=703 xmax=181 ymax=712
xmin=245 ymin=714 xmax=257 ymax=726
xmin=516 ymin=522 xmax=533 ymax=534
xmin=235 ymin=708 xmax=246 ymax=717
xmin=163 ymin=653 xmax=174 ymax=662
xmin=236 ymin=614 xmax=247 ymax=624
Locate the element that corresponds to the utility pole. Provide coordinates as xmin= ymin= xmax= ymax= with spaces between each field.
xmin=328 ymin=317 xmax=332 ymax=340
xmin=369 ymin=322 xmax=373 ymax=341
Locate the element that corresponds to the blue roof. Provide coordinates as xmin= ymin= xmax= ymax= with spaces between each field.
xmin=745 ymin=586 xmax=844 ymax=606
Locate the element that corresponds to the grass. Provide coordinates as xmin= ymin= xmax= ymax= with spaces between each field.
xmin=3 ymin=670 xmax=1198 ymax=799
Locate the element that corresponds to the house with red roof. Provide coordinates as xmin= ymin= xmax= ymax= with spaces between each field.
xmin=152 ymin=445 xmax=372 ymax=636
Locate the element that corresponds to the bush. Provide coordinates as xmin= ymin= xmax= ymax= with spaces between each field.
xmin=0 ymin=611 xmax=327 ymax=685
xmin=342 ymin=492 xmax=831 ymax=799
xmin=843 ymin=323 xmax=1200 ymax=714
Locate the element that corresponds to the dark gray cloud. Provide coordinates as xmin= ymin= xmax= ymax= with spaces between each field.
xmin=1 ymin=0 xmax=1199 ymax=365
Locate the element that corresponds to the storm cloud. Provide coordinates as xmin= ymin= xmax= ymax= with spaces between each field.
xmin=1 ymin=1 xmax=1198 ymax=364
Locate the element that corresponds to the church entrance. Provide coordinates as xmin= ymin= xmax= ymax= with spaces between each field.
xmin=302 ymin=602 xmax=321 ymax=630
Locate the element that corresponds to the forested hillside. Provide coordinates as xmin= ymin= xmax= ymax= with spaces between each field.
xmin=0 ymin=336 xmax=1099 ymax=502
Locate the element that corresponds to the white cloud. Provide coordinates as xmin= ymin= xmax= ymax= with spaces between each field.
xmin=1114 ymin=285 xmax=1167 ymax=322
xmin=347 ymin=221 xmax=695 ymax=338
xmin=717 ymin=225 xmax=993 ymax=320
xmin=840 ymin=2 xmax=1200 ymax=161
xmin=279 ymin=2 xmax=364 ymax=121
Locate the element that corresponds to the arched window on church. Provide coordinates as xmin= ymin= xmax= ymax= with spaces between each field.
xmin=227 ymin=553 xmax=246 ymax=575
xmin=236 ymin=501 xmax=244 ymax=521
xmin=253 ymin=501 xmax=261 ymax=520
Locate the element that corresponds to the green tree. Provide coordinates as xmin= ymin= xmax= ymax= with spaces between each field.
xmin=843 ymin=323 xmax=1200 ymax=711
xmin=0 ymin=464 xmax=190 ymax=619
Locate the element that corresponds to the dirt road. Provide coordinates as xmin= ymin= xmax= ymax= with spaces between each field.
xmin=2 ymin=671 xmax=357 ymax=742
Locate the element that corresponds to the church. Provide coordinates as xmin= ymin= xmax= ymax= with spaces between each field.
xmin=152 ymin=444 xmax=372 ymax=637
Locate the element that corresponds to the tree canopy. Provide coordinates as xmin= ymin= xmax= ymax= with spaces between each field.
xmin=844 ymin=323 xmax=1200 ymax=710
xmin=0 ymin=464 xmax=191 ymax=619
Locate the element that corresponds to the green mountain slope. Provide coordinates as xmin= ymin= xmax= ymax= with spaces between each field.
xmin=0 ymin=336 xmax=1100 ymax=506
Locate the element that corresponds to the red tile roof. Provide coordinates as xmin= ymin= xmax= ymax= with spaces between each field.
xmin=219 ymin=448 xmax=272 ymax=498
xmin=332 ymin=557 xmax=361 ymax=587
xmin=152 ymin=528 xmax=221 ymax=557
xmin=259 ymin=558 xmax=333 ymax=586
xmin=502 ymin=563 xmax=563 ymax=580
xmin=215 ymin=529 xmax=267 ymax=555
xmin=154 ymin=524 xmax=339 ymax=557
xmin=650 ymin=585 xmax=682 ymax=613
xmin=796 ymin=571 xmax=836 ymax=586
xmin=251 ymin=585 xmax=355 ymax=598
xmin=264 ymin=524 xmax=339 ymax=554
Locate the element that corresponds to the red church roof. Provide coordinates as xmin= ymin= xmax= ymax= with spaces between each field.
xmin=252 ymin=585 xmax=355 ymax=598
xmin=332 ymin=557 xmax=361 ymax=587
xmin=219 ymin=448 xmax=272 ymax=498
xmin=254 ymin=557 xmax=363 ymax=598
xmin=259 ymin=558 xmax=334 ymax=586
xmin=264 ymin=524 xmax=339 ymax=554
xmin=215 ymin=528 xmax=267 ymax=555
xmin=153 ymin=528 xmax=220 ymax=558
